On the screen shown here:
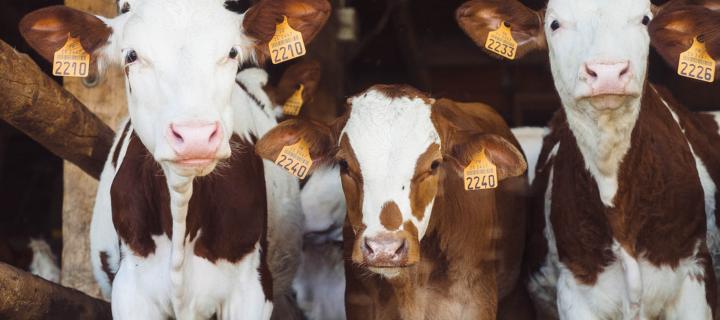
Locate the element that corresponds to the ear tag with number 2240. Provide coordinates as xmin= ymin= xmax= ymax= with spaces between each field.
xmin=53 ymin=34 xmax=90 ymax=78
xmin=275 ymin=139 xmax=313 ymax=179
xmin=464 ymin=149 xmax=498 ymax=191
xmin=485 ymin=21 xmax=517 ymax=60
xmin=269 ymin=16 xmax=306 ymax=64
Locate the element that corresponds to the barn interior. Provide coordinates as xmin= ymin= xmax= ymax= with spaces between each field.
xmin=0 ymin=0 xmax=718 ymax=293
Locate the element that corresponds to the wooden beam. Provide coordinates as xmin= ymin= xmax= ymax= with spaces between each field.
xmin=0 ymin=262 xmax=111 ymax=320
xmin=61 ymin=0 xmax=127 ymax=298
xmin=0 ymin=40 xmax=113 ymax=179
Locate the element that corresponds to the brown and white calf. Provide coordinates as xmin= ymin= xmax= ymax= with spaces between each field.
xmin=458 ymin=0 xmax=720 ymax=318
xmin=257 ymin=84 xmax=533 ymax=319
xmin=20 ymin=0 xmax=329 ymax=319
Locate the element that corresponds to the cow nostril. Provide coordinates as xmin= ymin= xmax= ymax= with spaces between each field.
xmin=364 ymin=238 xmax=374 ymax=254
xmin=171 ymin=128 xmax=184 ymax=143
xmin=620 ymin=65 xmax=630 ymax=77
xmin=585 ymin=65 xmax=597 ymax=78
xmin=209 ymin=127 xmax=219 ymax=141
xmin=395 ymin=240 xmax=407 ymax=256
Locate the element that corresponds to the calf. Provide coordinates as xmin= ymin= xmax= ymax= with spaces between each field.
xmin=458 ymin=0 xmax=720 ymax=318
xmin=20 ymin=0 xmax=329 ymax=319
xmin=256 ymin=84 xmax=532 ymax=319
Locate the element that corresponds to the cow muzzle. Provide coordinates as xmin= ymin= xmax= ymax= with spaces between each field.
xmin=354 ymin=231 xmax=419 ymax=268
xmin=166 ymin=121 xmax=223 ymax=167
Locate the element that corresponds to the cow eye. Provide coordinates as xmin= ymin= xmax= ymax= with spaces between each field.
xmin=550 ymin=20 xmax=561 ymax=31
xmin=120 ymin=2 xmax=130 ymax=14
xmin=338 ymin=159 xmax=349 ymax=172
xmin=229 ymin=47 xmax=239 ymax=59
xmin=125 ymin=50 xmax=138 ymax=65
xmin=430 ymin=160 xmax=441 ymax=171
xmin=641 ymin=15 xmax=650 ymax=26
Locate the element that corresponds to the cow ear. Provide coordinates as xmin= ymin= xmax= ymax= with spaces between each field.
xmin=256 ymin=119 xmax=336 ymax=175
xmin=276 ymin=59 xmax=322 ymax=106
xmin=649 ymin=5 xmax=720 ymax=72
xmin=446 ymin=133 xmax=527 ymax=181
xmin=456 ymin=0 xmax=546 ymax=59
xmin=243 ymin=0 xmax=331 ymax=61
xmin=19 ymin=6 xmax=112 ymax=63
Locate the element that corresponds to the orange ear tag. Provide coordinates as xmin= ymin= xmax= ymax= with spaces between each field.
xmin=282 ymin=84 xmax=305 ymax=116
xmin=677 ymin=37 xmax=715 ymax=83
xmin=484 ymin=21 xmax=518 ymax=60
xmin=275 ymin=139 xmax=313 ymax=179
xmin=269 ymin=16 xmax=306 ymax=64
xmin=52 ymin=34 xmax=90 ymax=78
xmin=463 ymin=149 xmax=498 ymax=191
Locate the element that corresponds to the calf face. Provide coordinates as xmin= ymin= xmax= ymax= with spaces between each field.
xmin=20 ymin=0 xmax=329 ymax=177
xmin=457 ymin=0 xmax=720 ymax=111
xmin=256 ymin=84 xmax=526 ymax=275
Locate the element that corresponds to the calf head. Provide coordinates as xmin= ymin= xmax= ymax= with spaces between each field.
xmin=457 ymin=0 xmax=720 ymax=113
xmin=20 ymin=0 xmax=329 ymax=178
xmin=256 ymin=84 xmax=526 ymax=276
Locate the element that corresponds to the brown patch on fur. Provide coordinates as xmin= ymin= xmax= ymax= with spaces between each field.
xmin=111 ymin=121 xmax=131 ymax=168
xmin=111 ymin=132 xmax=273 ymax=299
xmin=379 ymin=202 xmax=402 ymax=231
xmin=337 ymin=135 xmax=364 ymax=233
xmin=403 ymin=221 xmax=418 ymax=239
xmin=19 ymin=6 xmax=112 ymax=63
xmin=456 ymin=0 xmax=546 ymax=59
xmin=409 ymin=143 xmax=441 ymax=221
xmin=99 ymin=251 xmax=115 ymax=283
xmin=358 ymin=84 xmax=434 ymax=105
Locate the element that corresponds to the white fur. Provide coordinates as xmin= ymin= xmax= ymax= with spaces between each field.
xmin=341 ymin=90 xmax=440 ymax=241
xmin=301 ymin=166 xmax=346 ymax=237
xmin=511 ymin=127 xmax=548 ymax=184
xmin=236 ymin=67 xmax=281 ymax=119
xmin=27 ymin=238 xmax=60 ymax=283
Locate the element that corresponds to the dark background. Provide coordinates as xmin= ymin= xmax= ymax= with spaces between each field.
xmin=0 ymin=0 xmax=718 ymax=265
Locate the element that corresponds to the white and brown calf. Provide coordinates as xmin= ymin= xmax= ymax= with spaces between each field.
xmin=20 ymin=0 xmax=329 ymax=319
xmin=257 ymin=84 xmax=534 ymax=319
xmin=458 ymin=0 xmax=720 ymax=318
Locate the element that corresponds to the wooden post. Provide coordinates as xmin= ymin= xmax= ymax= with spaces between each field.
xmin=60 ymin=0 xmax=127 ymax=298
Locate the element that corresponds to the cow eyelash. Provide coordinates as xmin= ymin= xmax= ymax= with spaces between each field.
xmin=550 ymin=20 xmax=561 ymax=31
xmin=228 ymin=47 xmax=239 ymax=59
xmin=338 ymin=159 xmax=349 ymax=172
xmin=124 ymin=50 xmax=138 ymax=65
xmin=641 ymin=15 xmax=651 ymax=26
xmin=430 ymin=160 xmax=441 ymax=171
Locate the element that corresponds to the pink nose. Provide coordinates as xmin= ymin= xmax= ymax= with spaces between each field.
xmin=362 ymin=233 xmax=408 ymax=267
xmin=166 ymin=122 xmax=222 ymax=160
xmin=581 ymin=61 xmax=632 ymax=95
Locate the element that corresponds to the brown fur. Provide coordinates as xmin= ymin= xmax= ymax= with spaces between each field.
xmin=110 ymin=132 xmax=273 ymax=299
xmin=379 ymin=202 xmax=403 ymax=231
xmin=100 ymin=251 xmax=115 ymax=283
xmin=409 ymin=144 xmax=442 ymax=221
xmin=19 ymin=5 xmax=112 ymax=63
xmin=650 ymin=6 xmax=720 ymax=71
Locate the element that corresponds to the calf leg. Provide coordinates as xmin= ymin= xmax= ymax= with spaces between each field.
xmin=111 ymin=259 xmax=171 ymax=320
xmin=556 ymin=270 xmax=601 ymax=320
xmin=665 ymin=257 xmax=714 ymax=320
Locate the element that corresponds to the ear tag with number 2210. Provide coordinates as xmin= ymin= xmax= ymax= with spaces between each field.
xmin=53 ymin=35 xmax=90 ymax=78
xmin=464 ymin=149 xmax=498 ymax=191
xmin=275 ymin=139 xmax=313 ymax=179
xmin=677 ymin=37 xmax=715 ymax=83
xmin=485 ymin=21 xmax=517 ymax=60
xmin=269 ymin=16 xmax=306 ymax=64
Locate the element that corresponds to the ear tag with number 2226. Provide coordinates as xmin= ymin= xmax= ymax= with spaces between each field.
xmin=283 ymin=84 xmax=305 ymax=116
xmin=269 ymin=16 xmax=306 ymax=64
xmin=53 ymin=34 xmax=90 ymax=78
xmin=677 ymin=37 xmax=715 ymax=83
xmin=275 ymin=139 xmax=313 ymax=179
xmin=485 ymin=21 xmax=517 ymax=60
xmin=464 ymin=149 xmax=498 ymax=191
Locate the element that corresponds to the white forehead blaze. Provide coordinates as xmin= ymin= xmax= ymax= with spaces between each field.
xmin=342 ymin=90 xmax=440 ymax=239
xmin=545 ymin=0 xmax=652 ymax=100
xmin=108 ymin=0 xmax=251 ymax=160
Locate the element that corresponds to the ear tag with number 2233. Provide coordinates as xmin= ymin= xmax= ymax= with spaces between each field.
xmin=485 ymin=21 xmax=517 ymax=60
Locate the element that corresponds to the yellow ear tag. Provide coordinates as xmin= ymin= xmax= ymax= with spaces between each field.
xmin=678 ymin=37 xmax=715 ymax=83
xmin=463 ymin=149 xmax=498 ymax=191
xmin=485 ymin=21 xmax=517 ymax=60
xmin=269 ymin=16 xmax=306 ymax=64
xmin=275 ymin=138 xmax=313 ymax=179
xmin=52 ymin=34 xmax=90 ymax=78
xmin=282 ymin=84 xmax=305 ymax=116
